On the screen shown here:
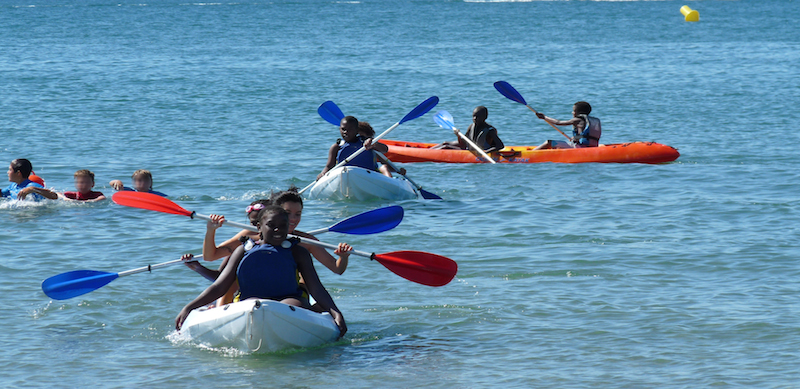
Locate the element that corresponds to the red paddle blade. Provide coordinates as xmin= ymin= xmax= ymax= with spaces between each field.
xmin=112 ymin=191 xmax=193 ymax=217
xmin=373 ymin=251 xmax=457 ymax=287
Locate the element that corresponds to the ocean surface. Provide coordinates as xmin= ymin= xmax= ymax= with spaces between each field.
xmin=2 ymin=0 xmax=799 ymax=387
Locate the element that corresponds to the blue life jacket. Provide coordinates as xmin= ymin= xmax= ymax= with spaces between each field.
xmin=575 ymin=116 xmax=602 ymax=147
xmin=337 ymin=137 xmax=377 ymax=170
xmin=236 ymin=240 xmax=303 ymax=301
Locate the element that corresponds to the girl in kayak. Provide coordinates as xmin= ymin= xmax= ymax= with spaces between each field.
xmin=433 ymin=106 xmax=504 ymax=153
xmin=534 ymin=101 xmax=602 ymax=150
xmin=176 ymin=205 xmax=347 ymax=338
xmin=184 ymin=189 xmax=352 ymax=306
xmin=358 ymin=121 xmax=406 ymax=178
xmin=317 ymin=115 xmax=389 ymax=180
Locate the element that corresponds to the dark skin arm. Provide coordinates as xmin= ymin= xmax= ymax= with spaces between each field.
xmin=317 ymin=143 xmax=339 ymax=180
xmin=182 ymin=253 xmax=220 ymax=282
xmin=175 ymin=246 xmax=245 ymax=329
xmin=484 ymin=129 xmax=504 ymax=153
xmin=293 ymin=245 xmax=347 ymax=338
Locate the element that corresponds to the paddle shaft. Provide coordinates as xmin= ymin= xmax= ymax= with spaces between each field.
xmin=299 ymin=122 xmax=402 ymax=194
xmin=525 ymin=105 xmax=573 ymax=142
xmin=118 ymin=255 xmax=202 ymax=277
xmin=453 ymin=129 xmax=497 ymax=164
xmin=374 ymin=151 xmax=424 ymax=190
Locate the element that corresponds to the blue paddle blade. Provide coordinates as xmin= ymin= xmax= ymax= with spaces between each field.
xmin=42 ymin=270 xmax=120 ymax=300
xmin=419 ymin=189 xmax=443 ymax=200
xmin=399 ymin=96 xmax=439 ymax=125
xmin=329 ymin=205 xmax=404 ymax=235
xmin=318 ymin=101 xmax=345 ymax=126
xmin=494 ymin=81 xmax=527 ymax=105
xmin=433 ymin=110 xmax=455 ymax=130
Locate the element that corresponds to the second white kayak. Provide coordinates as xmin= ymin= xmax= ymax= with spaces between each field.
xmin=306 ymin=166 xmax=419 ymax=201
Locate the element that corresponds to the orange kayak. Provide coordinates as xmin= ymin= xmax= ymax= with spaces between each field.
xmin=380 ymin=140 xmax=679 ymax=164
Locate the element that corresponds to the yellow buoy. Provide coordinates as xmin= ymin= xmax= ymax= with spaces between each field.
xmin=680 ymin=5 xmax=699 ymax=22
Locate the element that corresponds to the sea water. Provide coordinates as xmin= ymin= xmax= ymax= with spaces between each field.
xmin=1 ymin=0 xmax=799 ymax=387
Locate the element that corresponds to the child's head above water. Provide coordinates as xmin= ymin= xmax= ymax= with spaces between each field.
xmin=131 ymin=169 xmax=153 ymax=191
xmin=73 ymin=169 xmax=96 ymax=193
xmin=9 ymin=158 xmax=33 ymax=182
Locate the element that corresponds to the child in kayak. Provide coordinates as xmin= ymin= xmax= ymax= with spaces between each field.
xmin=433 ymin=106 xmax=504 ymax=153
xmin=358 ymin=121 xmax=406 ymax=178
xmin=317 ymin=115 xmax=389 ymax=180
xmin=185 ymin=189 xmax=352 ymax=306
xmin=176 ymin=205 xmax=347 ymax=338
xmin=534 ymin=101 xmax=602 ymax=150
xmin=3 ymin=159 xmax=58 ymax=201
xmin=109 ymin=169 xmax=167 ymax=197
xmin=61 ymin=169 xmax=106 ymax=202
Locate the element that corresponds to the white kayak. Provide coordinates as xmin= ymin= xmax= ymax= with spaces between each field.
xmin=179 ymin=299 xmax=340 ymax=353
xmin=306 ymin=165 xmax=419 ymax=201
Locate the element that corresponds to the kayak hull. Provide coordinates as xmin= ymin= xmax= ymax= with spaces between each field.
xmin=306 ymin=165 xmax=419 ymax=201
xmin=380 ymin=140 xmax=679 ymax=164
xmin=180 ymin=299 xmax=340 ymax=353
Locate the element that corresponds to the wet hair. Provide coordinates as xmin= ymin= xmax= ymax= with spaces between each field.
xmin=342 ymin=116 xmax=359 ymax=127
xmin=131 ymin=169 xmax=153 ymax=190
xmin=358 ymin=121 xmax=375 ymax=138
xmin=574 ymin=101 xmax=592 ymax=115
xmin=74 ymin=169 xmax=95 ymax=183
xmin=269 ymin=186 xmax=303 ymax=208
xmin=10 ymin=159 xmax=33 ymax=178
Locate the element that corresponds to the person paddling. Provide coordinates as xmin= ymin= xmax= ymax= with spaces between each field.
xmin=358 ymin=121 xmax=406 ymax=178
xmin=175 ymin=205 xmax=347 ymax=338
xmin=184 ymin=188 xmax=352 ymax=307
xmin=433 ymin=106 xmax=504 ymax=153
xmin=317 ymin=115 xmax=389 ymax=180
xmin=534 ymin=101 xmax=601 ymax=150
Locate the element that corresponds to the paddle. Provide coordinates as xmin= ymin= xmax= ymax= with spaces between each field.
xmin=42 ymin=255 xmax=202 ymax=300
xmin=493 ymin=81 xmax=573 ymax=143
xmin=112 ymin=191 xmax=401 ymax=236
xmin=433 ymin=110 xmax=496 ymax=164
xmin=112 ymin=192 xmax=457 ymax=286
xmin=299 ymin=96 xmax=439 ymax=194
xmin=306 ymin=205 xmax=404 ymax=235
xmin=316 ymin=100 xmax=443 ymax=200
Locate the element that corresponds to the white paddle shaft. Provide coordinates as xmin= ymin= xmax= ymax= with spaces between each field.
xmin=118 ymin=255 xmax=202 ymax=277
xmin=299 ymin=121 xmax=402 ymax=194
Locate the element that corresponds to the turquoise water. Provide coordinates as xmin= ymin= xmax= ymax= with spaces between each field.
xmin=2 ymin=0 xmax=799 ymax=387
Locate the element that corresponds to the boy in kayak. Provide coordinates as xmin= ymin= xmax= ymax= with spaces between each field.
xmin=358 ymin=121 xmax=406 ymax=178
xmin=61 ymin=169 xmax=106 ymax=202
xmin=433 ymin=106 xmax=504 ymax=153
xmin=316 ymin=116 xmax=389 ymax=180
xmin=534 ymin=101 xmax=602 ymax=150
xmin=109 ymin=169 xmax=167 ymax=197
xmin=3 ymin=159 xmax=58 ymax=201
xmin=175 ymin=205 xmax=347 ymax=338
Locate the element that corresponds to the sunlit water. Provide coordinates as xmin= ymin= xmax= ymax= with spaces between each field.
xmin=2 ymin=0 xmax=799 ymax=387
